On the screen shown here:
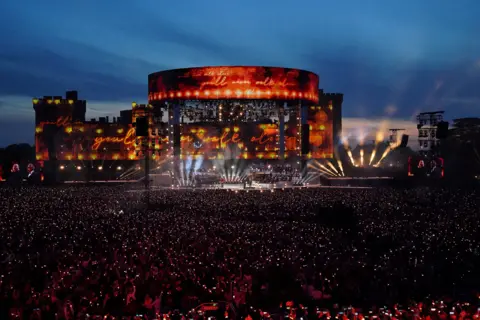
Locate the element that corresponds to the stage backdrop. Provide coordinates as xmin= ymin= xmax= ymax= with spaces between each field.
xmin=180 ymin=123 xmax=280 ymax=160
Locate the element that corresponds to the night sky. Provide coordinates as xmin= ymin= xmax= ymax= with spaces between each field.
xmin=1 ymin=0 xmax=479 ymax=146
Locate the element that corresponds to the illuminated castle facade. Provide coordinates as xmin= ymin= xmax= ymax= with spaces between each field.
xmin=33 ymin=66 xmax=343 ymax=181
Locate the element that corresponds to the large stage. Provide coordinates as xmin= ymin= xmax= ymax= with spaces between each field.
xmin=32 ymin=66 xmax=343 ymax=184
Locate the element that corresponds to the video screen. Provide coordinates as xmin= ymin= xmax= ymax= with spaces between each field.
xmin=181 ymin=125 xmax=221 ymax=159
xmin=149 ymin=66 xmax=319 ymax=103
xmin=307 ymin=105 xmax=334 ymax=159
xmin=284 ymin=120 xmax=299 ymax=157
xmin=35 ymin=120 xmax=139 ymax=161
xmin=408 ymin=156 xmax=444 ymax=178
xmin=180 ymin=123 xmax=279 ymax=160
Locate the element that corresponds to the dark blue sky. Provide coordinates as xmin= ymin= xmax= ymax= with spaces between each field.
xmin=1 ymin=0 xmax=479 ymax=146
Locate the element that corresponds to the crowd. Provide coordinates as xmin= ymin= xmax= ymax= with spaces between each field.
xmin=0 ymin=186 xmax=479 ymax=319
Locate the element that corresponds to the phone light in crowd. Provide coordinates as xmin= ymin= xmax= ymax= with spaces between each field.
xmin=98 ymin=166 xmax=103 ymax=171
xmin=116 ymin=166 xmax=122 ymax=171
xmin=59 ymin=165 xmax=65 ymax=170
xmin=76 ymin=166 xmax=82 ymax=171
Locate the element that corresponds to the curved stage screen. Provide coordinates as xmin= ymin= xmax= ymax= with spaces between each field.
xmin=148 ymin=66 xmax=319 ymax=103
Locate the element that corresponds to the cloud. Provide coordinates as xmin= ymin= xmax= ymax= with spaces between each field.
xmin=441 ymin=97 xmax=480 ymax=106
xmin=0 ymin=96 xmax=36 ymax=118
xmin=301 ymin=50 xmax=480 ymax=120
xmin=116 ymin=14 xmax=264 ymax=67
xmin=0 ymin=41 xmax=163 ymax=102
xmin=384 ymin=105 xmax=398 ymax=116
xmin=0 ymin=119 xmax=34 ymax=146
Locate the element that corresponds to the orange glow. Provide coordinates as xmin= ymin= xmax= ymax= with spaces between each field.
xmin=285 ymin=137 xmax=297 ymax=150
xmin=91 ymin=128 xmax=135 ymax=151
xmin=40 ymin=116 xmax=72 ymax=127
xmin=307 ymin=106 xmax=333 ymax=159
xmin=250 ymin=131 xmax=274 ymax=145
xmin=149 ymin=66 xmax=319 ymax=103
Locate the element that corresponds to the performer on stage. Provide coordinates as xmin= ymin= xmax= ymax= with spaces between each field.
xmin=26 ymin=163 xmax=41 ymax=184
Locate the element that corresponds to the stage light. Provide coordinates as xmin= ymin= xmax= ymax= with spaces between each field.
xmin=76 ymin=166 xmax=82 ymax=171
xmin=98 ymin=166 xmax=103 ymax=171
xmin=231 ymin=165 xmax=235 ymax=169
xmin=116 ymin=166 xmax=122 ymax=171
xmin=59 ymin=165 xmax=65 ymax=170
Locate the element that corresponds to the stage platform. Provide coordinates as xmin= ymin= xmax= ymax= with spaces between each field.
xmin=125 ymin=183 xmax=373 ymax=193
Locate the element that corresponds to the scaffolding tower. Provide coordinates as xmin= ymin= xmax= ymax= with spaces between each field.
xmin=416 ymin=111 xmax=444 ymax=150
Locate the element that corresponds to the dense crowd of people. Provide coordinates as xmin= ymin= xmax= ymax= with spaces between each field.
xmin=0 ymin=185 xmax=479 ymax=319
